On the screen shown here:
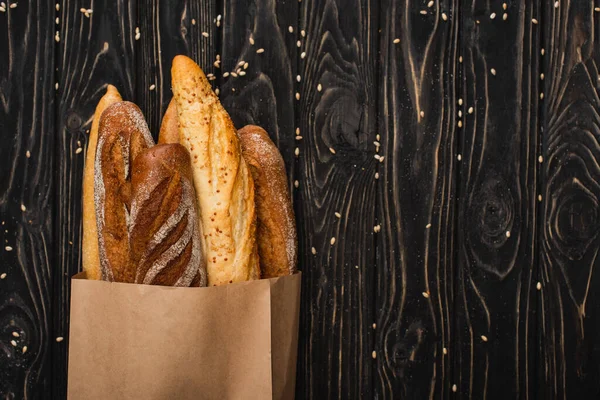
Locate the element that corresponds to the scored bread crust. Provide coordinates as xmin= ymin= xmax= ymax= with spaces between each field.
xmin=238 ymin=125 xmax=297 ymax=278
xmin=171 ymin=55 xmax=259 ymax=286
xmin=129 ymin=144 xmax=207 ymax=287
xmin=158 ymin=99 xmax=178 ymax=144
xmin=82 ymin=85 xmax=122 ymax=281
xmin=95 ymin=101 xmax=155 ymax=282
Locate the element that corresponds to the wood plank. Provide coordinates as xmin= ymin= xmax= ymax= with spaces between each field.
xmin=136 ymin=0 xmax=217 ymax=136
xmin=539 ymin=1 xmax=600 ymax=397
xmin=53 ymin=1 xmax=137 ymax=398
xmin=454 ymin=1 xmax=540 ymax=399
xmin=374 ymin=1 xmax=460 ymax=398
xmin=293 ymin=0 xmax=377 ymax=397
xmin=0 ymin=0 xmax=55 ymax=397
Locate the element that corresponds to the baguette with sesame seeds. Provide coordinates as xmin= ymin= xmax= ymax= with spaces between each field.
xmin=171 ymin=55 xmax=259 ymax=286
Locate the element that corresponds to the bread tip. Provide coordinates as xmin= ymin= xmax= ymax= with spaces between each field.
xmin=105 ymin=84 xmax=119 ymax=95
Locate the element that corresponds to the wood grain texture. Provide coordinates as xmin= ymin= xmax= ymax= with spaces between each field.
xmin=540 ymin=1 xmax=600 ymax=398
xmin=374 ymin=1 xmax=459 ymax=398
xmin=0 ymin=0 xmax=55 ymax=397
xmin=294 ymin=0 xmax=377 ymax=397
xmin=136 ymin=0 xmax=216 ymax=137
xmin=454 ymin=1 xmax=540 ymax=399
xmin=53 ymin=1 xmax=137 ymax=398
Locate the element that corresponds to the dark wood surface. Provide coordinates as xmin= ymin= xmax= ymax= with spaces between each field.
xmin=1 ymin=1 xmax=600 ymax=399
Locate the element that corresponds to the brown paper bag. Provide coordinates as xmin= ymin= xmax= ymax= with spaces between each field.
xmin=67 ymin=272 xmax=301 ymax=400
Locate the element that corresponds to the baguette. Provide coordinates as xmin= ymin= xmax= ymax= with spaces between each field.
xmin=129 ymin=144 xmax=206 ymax=287
xmin=158 ymin=99 xmax=178 ymax=144
xmin=171 ymin=55 xmax=259 ymax=286
xmin=82 ymin=85 xmax=122 ymax=281
xmin=94 ymin=101 xmax=155 ymax=282
xmin=238 ymin=125 xmax=297 ymax=278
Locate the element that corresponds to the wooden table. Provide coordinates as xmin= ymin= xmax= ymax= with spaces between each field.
xmin=1 ymin=1 xmax=599 ymax=398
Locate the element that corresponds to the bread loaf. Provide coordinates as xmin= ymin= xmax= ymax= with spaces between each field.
xmin=238 ymin=125 xmax=297 ymax=278
xmin=171 ymin=55 xmax=260 ymax=286
xmin=158 ymin=99 xmax=178 ymax=144
xmin=94 ymin=101 xmax=155 ymax=282
xmin=129 ymin=144 xmax=206 ymax=287
xmin=82 ymin=85 xmax=122 ymax=280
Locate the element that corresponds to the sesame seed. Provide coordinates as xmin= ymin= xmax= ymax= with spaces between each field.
xmin=458 ymin=120 xmax=463 ymax=128
xmin=540 ymin=93 xmax=544 ymax=99
xmin=288 ymin=26 xmax=293 ymax=33
xmin=536 ymin=282 xmax=542 ymax=291
xmin=249 ymin=37 xmax=255 ymax=45
xmin=457 ymin=154 xmax=462 ymax=161
xmin=0 ymin=6 xmax=5 ymax=12
xmin=295 ymin=92 xmax=300 ymax=100
xmin=379 ymin=156 xmax=385 ymax=163
xmin=373 ymin=323 xmax=376 ymax=329
xmin=554 ymin=1 xmax=559 ymax=8
xmin=202 ymin=31 xmax=209 ymax=38
xmin=503 ymin=13 xmax=508 ymax=20
xmin=329 ymin=147 xmax=336 ymax=154
xmin=295 ymin=148 xmax=300 ymax=156
xmin=55 ymin=3 xmax=59 ymax=11
xmin=442 ymin=13 xmax=448 ymax=21
xmin=481 ymin=335 xmax=488 ymax=342
xmin=468 ymin=106 xmax=474 ymax=114
xmin=10 ymin=340 xmax=16 ymax=347
xmin=296 ymin=75 xmax=301 ymax=82
xmin=317 ymin=83 xmax=322 ymax=91
xmin=502 ymin=3 xmax=507 ymax=10
xmin=375 ymin=172 xmax=380 ymax=179
xmin=239 ymin=71 xmax=246 ymax=76
xmin=330 ymin=237 xmax=336 ymax=245
xmin=427 ymin=0 xmax=434 ymax=7
xmin=372 ymin=351 xmax=377 ymax=359
xmin=490 ymin=13 xmax=496 ymax=19
xmin=426 ymin=223 xmax=431 ymax=228
xmin=20 ymin=204 xmax=26 ymax=212
xmin=373 ymin=225 xmax=381 ymax=233
xmin=215 ymin=88 xmax=220 ymax=96
xmin=532 ymin=18 xmax=538 ymax=24
xmin=311 ymin=247 xmax=317 ymax=255
xmin=420 ymin=10 xmax=427 ymax=15
xmin=459 ymin=56 xmax=463 ymax=63
xmin=538 ymin=194 xmax=542 ymax=202
xmin=301 ymin=30 xmax=305 ymax=37
xmin=490 ymin=68 xmax=496 ymax=76
xmin=301 ymin=52 xmax=306 ymax=59
xmin=9 ymin=2 xmax=15 ymax=7
xmin=0 ymin=273 xmax=6 ymax=279
xmin=541 ymin=48 xmax=545 ymax=55
xmin=443 ymin=347 xmax=447 ymax=355
xmin=55 ymin=31 xmax=60 ymax=42
xmin=374 ymin=141 xmax=380 ymax=147
xmin=420 ymin=111 xmax=425 ymax=118
xmin=256 ymin=48 xmax=265 ymax=54
xmin=149 ymin=84 xmax=156 ymax=91
xmin=5 ymin=246 xmax=12 ymax=251
xmin=452 ymin=384 xmax=457 ymax=392
xmin=238 ymin=60 xmax=245 ymax=66
xmin=12 ymin=331 xmax=19 ymax=337
xmin=216 ymin=20 xmax=220 ymax=27
xmin=217 ymin=14 xmax=222 ymax=21
xmin=295 ymin=127 xmax=300 ymax=135
xmin=540 ymin=73 xmax=544 ymax=80
xmin=26 ymin=151 xmax=30 ymax=158
xmin=458 ymin=110 xmax=462 ymax=117
xmin=393 ymin=38 xmax=400 ymax=44
xmin=335 ymin=212 xmax=341 ymax=218
xmin=22 ymin=346 xmax=27 ymax=353
xmin=213 ymin=61 xmax=220 ymax=68
xmin=223 ymin=72 xmax=230 ymax=77
xmin=294 ymin=180 xmax=299 ymax=188
xmin=538 ymin=155 xmax=543 ymax=163
xmin=75 ymin=147 xmax=83 ymax=154
xmin=458 ymin=98 xmax=463 ymax=105
xmin=422 ymin=291 xmax=430 ymax=298
xmin=55 ymin=17 xmax=59 ymax=24
xmin=506 ymin=231 xmax=511 ymax=238
xmin=243 ymin=62 xmax=249 ymax=69
xmin=596 ymin=7 xmax=600 ymax=12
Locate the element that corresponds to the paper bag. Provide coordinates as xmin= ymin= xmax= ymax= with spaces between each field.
xmin=67 ymin=272 xmax=301 ymax=400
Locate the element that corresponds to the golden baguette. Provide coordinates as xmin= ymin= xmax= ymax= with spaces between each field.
xmin=82 ymin=85 xmax=122 ymax=280
xmin=171 ymin=55 xmax=259 ymax=286
xmin=158 ymin=99 xmax=178 ymax=144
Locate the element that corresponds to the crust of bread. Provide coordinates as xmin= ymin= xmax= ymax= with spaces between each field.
xmin=130 ymin=144 xmax=207 ymax=287
xmin=238 ymin=125 xmax=297 ymax=278
xmin=95 ymin=101 xmax=155 ymax=282
xmin=82 ymin=85 xmax=122 ymax=281
xmin=171 ymin=55 xmax=259 ymax=286
xmin=158 ymin=99 xmax=179 ymax=144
